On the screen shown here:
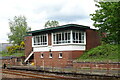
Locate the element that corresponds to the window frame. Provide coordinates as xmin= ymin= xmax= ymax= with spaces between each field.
xmin=72 ymin=31 xmax=85 ymax=44
xmin=52 ymin=31 xmax=71 ymax=45
xmin=40 ymin=53 xmax=44 ymax=58
xmin=59 ymin=52 xmax=63 ymax=58
xmin=32 ymin=34 xmax=48 ymax=46
xmin=52 ymin=30 xmax=86 ymax=45
xmin=49 ymin=53 xmax=53 ymax=58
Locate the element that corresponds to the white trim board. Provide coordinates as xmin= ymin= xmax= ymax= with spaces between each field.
xmin=33 ymin=45 xmax=86 ymax=52
xmin=24 ymin=51 xmax=34 ymax=62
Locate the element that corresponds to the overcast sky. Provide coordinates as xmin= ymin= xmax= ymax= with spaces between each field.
xmin=0 ymin=0 xmax=97 ymax=43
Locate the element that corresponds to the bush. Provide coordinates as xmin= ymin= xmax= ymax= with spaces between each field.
xmin=0 ymin=51 xmax=7 ymax=54
xmin=77 ymin=44 xmax=119 ymax=62
xmin=6 ymin=41 xmax=25 ymax=54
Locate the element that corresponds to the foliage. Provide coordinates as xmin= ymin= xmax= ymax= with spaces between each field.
xmin=6 ymin=46 xmax=18 ymax=54
xmin=0 ymin=51 xmax=7 ymax=54
xmin=0 ymin=49 xmax=24 ymax=57
xmin=20 ymin=41 xmax=25 ymax=48
xmin=1 ymin=51 xmax=24 ymax=57
xmin=77 ymin=44 xmax=119 ymax=62
xmin=6 ymin=41 xmax=25 ymax=54
xmin=90 ymin=2 xmax=120 ymax=44
xmin=8 ymin=16 xmax=31 ymax=45
xmin=44 ymin=20 xmax=59 ymax=28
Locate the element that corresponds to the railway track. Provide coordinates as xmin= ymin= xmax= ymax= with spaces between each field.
xmin=2 ymin=69 xmax=79 ymax=80
xmin=1 ymin=68 xmax=120 ymax=80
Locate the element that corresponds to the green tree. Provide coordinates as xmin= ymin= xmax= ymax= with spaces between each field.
xmin=6 ymin=42 xmax=25 ymax=54
xmin=44 ymin=20 xmax=59 ymax=28
xmin=8 ymin=16 xmax=31 ymax=45
xmin=90 ymin=2 xmax=120 ymax=44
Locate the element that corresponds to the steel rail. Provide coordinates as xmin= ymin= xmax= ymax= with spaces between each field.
xmin=2 ymin=69 xmax=77 ymax=79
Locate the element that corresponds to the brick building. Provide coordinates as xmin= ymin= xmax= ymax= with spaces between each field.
xmin=24 ymin=24 xmax=100 ymax=67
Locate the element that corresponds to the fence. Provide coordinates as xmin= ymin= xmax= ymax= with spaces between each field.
xmin=1 ymin=56 xmax=24 ymax=67
xmin=73 ymin=61 xmax=120 ymax=76
xmin=34 ymin=60 xmax=120 ymax=76
xmin=4 ymin=59 xmax=120 ymax=76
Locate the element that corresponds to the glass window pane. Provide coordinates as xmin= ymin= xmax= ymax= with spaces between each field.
xmin=59 ymin=53 xmax=62 ymax=58
xmin=62 ymin=33 xmax=64 ymax=43
xmin=41 ymin=53 xmax=44 ymax=58
xmin=53 ymin=34 xmax=55 ymax=41
xmin=72 ymin=31 xmax=85 ymax=43
xmin=45 ymin=35 xmax=47 ymax=42
xmin=65 ymin=33 xmax=67 ymax=40
xmin=76 ymin=33 xmax=78 ymax=40
xmin=56 ymin=34 xmax=59 ymax=44
xmin=52 ymin=31 xmax=85 ymax=44
xmin=73 ymin=32 xmax=75 ymax=43
xmin=34 ymin=36 xmax=36 ymax=45
xmin=79 ymin=33 xmax=81 ymax=43
xmin=33 ymin=34 xmax=47 ymax=45
xmin=59 ymin=33 xmax=61 ymax=44
xmin=49 ymin=53 xmax=52 ymax=58
xmin=68 ymin=32 xmax=70 ymax=40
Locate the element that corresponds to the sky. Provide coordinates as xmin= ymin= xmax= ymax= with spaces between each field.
xmin=0 ymin=0 xmax=97 ymax=43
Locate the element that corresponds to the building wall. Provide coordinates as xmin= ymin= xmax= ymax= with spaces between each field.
xmin=48 ymin=33 xmax=52 ymax=45
xmin=71 ymin=51 xmax=84 ymax=59
xmin=34 ymin=50 xmax=84 ymax=67
xmin=24 ymin=36 xmax=33 ymax=58
xmin=86 ymin=29 xmax=100 ymax=50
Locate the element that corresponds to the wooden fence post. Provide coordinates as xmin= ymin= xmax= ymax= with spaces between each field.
xmin=43 ymin=60 xmax=45 ymax=70
xmin=106 ymin=61 xmax=110 ymax=74
xmin=52 ymin=61 xmax=53 ymax=72
xmin=90 ymin=62 xmax=93 ymax=73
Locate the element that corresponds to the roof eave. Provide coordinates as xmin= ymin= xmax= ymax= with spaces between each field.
xmin=27 ymin=24 xmax=90 ymax=34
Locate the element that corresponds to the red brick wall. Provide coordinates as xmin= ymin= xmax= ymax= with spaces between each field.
xmin=1 ymin=57 xmax=24 ymax=66
xmin=73 ymin=62 xmax=120 ymax=69
xmin=71 ymin=51 xmax=84 ymax=59
xmin=34 ymin=50 xmax=84 ymax=67
xmin=86 ymin=29 xmax=100 ymax=50
xmin=24 ymin=36 xmax=33 ymax=58
xmin=48 ymin=33 xmax=52 ymax=45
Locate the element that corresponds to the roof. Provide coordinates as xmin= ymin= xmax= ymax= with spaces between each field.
xmin=24 ymin=34 xmax=32 ymax=37
xmin=27 ymin=24 xmax=90 ymax=34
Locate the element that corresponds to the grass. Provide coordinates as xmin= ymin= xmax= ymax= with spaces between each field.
xmin=76 ymin=44 xmax=120 ymax=62
xmin=2 ymin=53 xmax=24 ymax=57
xmin=0 ymin=50 xmax=24 ymax=57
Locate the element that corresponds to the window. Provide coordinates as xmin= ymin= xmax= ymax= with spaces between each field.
xmin=53 ymin=31 xmax=71 ymax=44
xmin=41 ymin=53 xmax=44 ymax=58
xmin=49 ymin=53 xmax=52 ymax=58
xmin=53 ymin=30 xmax=85 ymax=44
xmin=72 ymin=31 xmax=84 ymax=43
xmin=59 ymin=53 xmax=62 ymax=58
xmin=33 ymin=34 xmax=47 ymax=45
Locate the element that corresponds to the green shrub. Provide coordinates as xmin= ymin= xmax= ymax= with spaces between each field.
xmin=6 ymin=41 xmax=25 ymax=54
xmin=77 ymin=44 xmax=119 ymax=62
